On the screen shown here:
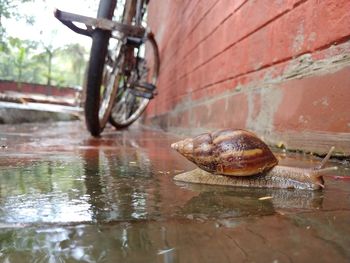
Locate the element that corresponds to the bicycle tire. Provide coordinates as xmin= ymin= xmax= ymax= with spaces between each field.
xmin=84 ymin=0 xmax=116 ymax=136
xmin=109 ymin=0 xmax=160 ymax=129
xmin=109 ymin=32 xmax=159 ymax=128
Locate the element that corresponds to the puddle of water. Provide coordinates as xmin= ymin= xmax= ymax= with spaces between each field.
xmin=0 ymin=122 xmax=349 ymax=262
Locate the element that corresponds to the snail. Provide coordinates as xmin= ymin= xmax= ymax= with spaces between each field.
xmin=171 ymin=129 xmax=337 ymax=190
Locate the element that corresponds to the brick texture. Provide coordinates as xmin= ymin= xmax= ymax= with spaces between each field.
xmin=145 ymin=0 xmax=350 ymax=154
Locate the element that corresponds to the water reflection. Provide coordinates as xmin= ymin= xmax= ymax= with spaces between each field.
xmin=2 ymin=209 xmax=349 ymax=263
xmin=0 ymin=137 xmax=342 ymax=225
xmin=0 ymin=124 xmax=349 ymax=262
xmin=81 ymin=137 xmax=158 ymax=222
xmin=0 ymin=157 xmax=92 ymax=223
xmin=0 ymin=224 xmax=178 ymax=262
xmin=0 ymin=136 xmax=161 ymax=224
xmin=176 ymin=183 xmax=324 ymax=218
xmin=158 ymin=226 xmax=177 ymax=263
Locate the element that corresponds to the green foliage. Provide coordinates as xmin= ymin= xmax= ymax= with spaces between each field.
xmin=0 ymin=0 xmax=34 ymax=21
xmin=0 ymin=37 xmax=88 ymax=87
xmin=0 ymin=0 xmax=89 ymax=88
xmin=53 ymin=43 xmax=88 ymax=87
xmin=0 ymin=37 xmax=36 ymax=82
xmin=0 ymin=0 xmax=35 ymax=41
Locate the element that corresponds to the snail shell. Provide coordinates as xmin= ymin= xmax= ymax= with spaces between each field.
xmin=171 ymin=129 xmax=278 ymax=176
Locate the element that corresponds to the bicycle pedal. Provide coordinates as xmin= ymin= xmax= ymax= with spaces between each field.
xmin=135 ymin=82 xmax=156 ymax=91
xmin=129 ymin=82 xmax=157 ymax=99
xmin=126 ymin=36 xmax=143 ymax=48
xmin=130 ymin=89 xmax=155 ymax=99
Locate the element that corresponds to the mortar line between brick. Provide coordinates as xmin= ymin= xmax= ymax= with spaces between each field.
xmin=182 ymin=0 xmax=249 ymax=62
xmin=157 ymin=0 xmax=200 ymax=62
xmin=159 ymin=0 xmax=229 ymax=74
xmin=161 ymin=0 xmax=211 ymax=67
xmin=160 ymin=38 xmax=350 ymax=109
xmin=313 ymin=35 xmax=350 ymax=54
xmin=195 ymin=34 xmax=350 ymax=93
xmin=163 ymin=0 xmax=308 ymax=89
xmin=187 ymin=0 xmax=221 ymax=37
xmin=183 ymin=0 xmax=192 ymax=11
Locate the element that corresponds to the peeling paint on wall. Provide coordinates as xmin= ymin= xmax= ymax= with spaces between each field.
xmin=246 ymin=87 xmax=283 ymax=134
xmin=146 ymin=0 xmax=350 ymax=154
xmin=292 ymin=23 xmax=305 ymax=53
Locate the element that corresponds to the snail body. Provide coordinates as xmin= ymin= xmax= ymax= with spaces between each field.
xmin=171 ymin=129 xmax=337 ymax=190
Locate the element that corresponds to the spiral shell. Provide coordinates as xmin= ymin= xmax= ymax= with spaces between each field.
xmin=171 ymin=129 xmax=278 ymax=176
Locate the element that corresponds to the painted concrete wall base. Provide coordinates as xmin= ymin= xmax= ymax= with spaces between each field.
xmin=145 ymin=0 xmax=350 ymax=156
xmin=145 ymin=51 xmax=350 ymax=156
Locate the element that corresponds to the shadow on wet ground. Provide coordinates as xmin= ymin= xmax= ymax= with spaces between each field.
xmin=0 ymin=121 xmax=349 ymax=262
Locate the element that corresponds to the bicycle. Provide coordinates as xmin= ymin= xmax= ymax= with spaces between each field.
xmin=54 ymin=0 xmax=159 ymax=136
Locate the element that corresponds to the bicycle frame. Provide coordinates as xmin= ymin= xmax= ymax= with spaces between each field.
xmin=55 ymin=0 xmax=159 ymax=134
xmin=54 ymin=6 xmax=145 ymax=39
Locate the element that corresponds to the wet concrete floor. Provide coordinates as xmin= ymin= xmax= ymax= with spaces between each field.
xmin=0 ymin=121 xmax=349 ymax=262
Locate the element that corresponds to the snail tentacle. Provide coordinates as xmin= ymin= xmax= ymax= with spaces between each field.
xmin=316 ymin=146 xmax=335 ymax=169
xmin=310 ymin=146 xmax=338 ymax=187
xmin=313 ymin=166 xmax=338 ymax=175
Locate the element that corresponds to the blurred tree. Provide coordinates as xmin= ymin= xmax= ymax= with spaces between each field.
xmin=0 ymin=0 xmax=34 ymax=43
xmin=31 ymin=44 xmax=55 ymax=86
xmin=0 ymin=0 xmax=89 ymax=88
xmin=56 ymin=43 xmax=87 ymax=85
xmin=0 ymin=37 xmax=38 ymax=83
xmin=0 ymin=37 xmax=88 ymax=87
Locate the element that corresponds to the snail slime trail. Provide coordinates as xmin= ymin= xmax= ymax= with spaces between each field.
xmin=171 ymin=129 xmax=337 ymax=191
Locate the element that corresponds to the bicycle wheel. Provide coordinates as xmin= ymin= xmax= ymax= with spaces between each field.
xmin=84 ymin=0 xmax=117 ymax=136
xmin=109 ymin=31 xmax=160 ymax=128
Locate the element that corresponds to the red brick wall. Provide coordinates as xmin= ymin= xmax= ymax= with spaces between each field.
xmin=145 ymin=0 xmax=350 ymax=155
xmin=0 ymin=80 xmax=78 ymax=98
